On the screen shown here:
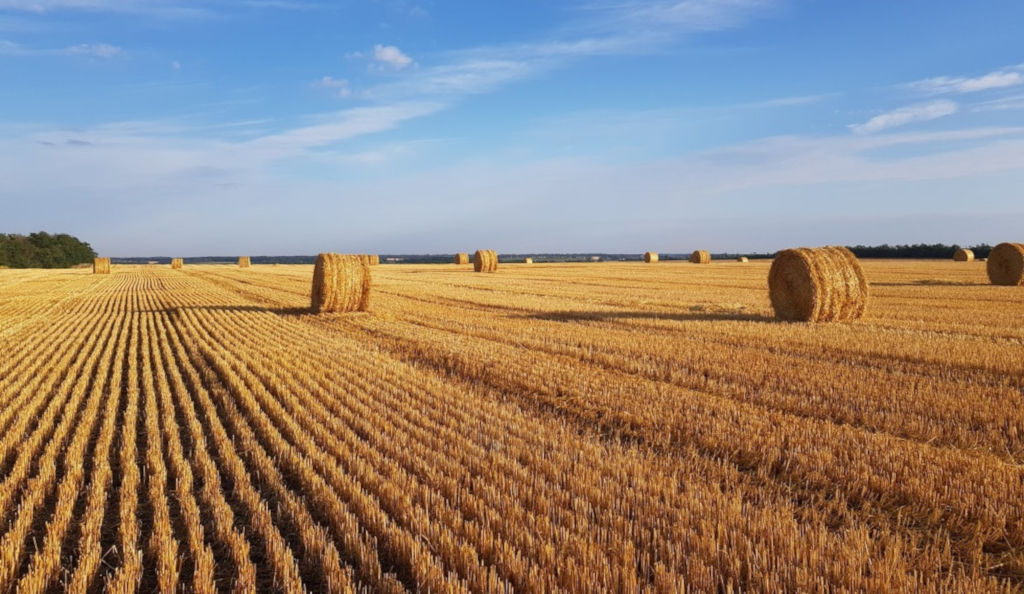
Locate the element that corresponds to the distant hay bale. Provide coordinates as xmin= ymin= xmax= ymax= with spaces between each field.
xmin=473 ymin=250 xmax=498 ymax=272
xmin=690 ymin=250 xmax=711 ymax=264
xmin=524 ymin=257 xmax=533 ymax=264
xmin=768 ymin=246 xmax=868 ymax=322
xmin=986 ymin=242 xmax=1024 ymax=286
xmin=93 ymin=258 xmax=110 ymax=275
xmin=953 ymin=249 xmax=974 ymax=262
xmin=737 ymin=256 xmax=749 ymax=263
xmin=643 ymin=251 xmax=659 ymax=263
xmin=311 ymin=253 xmax=372 ymax=313
xmin=454 ymin=253 xmax=470 ymax=265
xmin=359 ymin=254 xmax=381 ymax=266
xmin=238 ymin=256 xmax=251 ymax=268
xmin=171 ymin=258 xmax=183 ymax=269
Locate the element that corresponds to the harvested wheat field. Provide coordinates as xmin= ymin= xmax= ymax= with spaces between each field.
xmin=0 ymin=259 xmax=1022 ymax=593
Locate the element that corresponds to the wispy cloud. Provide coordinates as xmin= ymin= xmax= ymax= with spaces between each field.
xmin=65 ymin=42 xmax=121 ymax=57
xmin=972 ymin=92 xmax=1024 ymax=113
xmin=0 ymin=0 xmax=323 ymax=17
xmin=312 ymin=75 xmax=351 ymax=98
xmin=354 ymin=1 xmax=776 ymax=101
xmin=585 ymin=0 xmax=775 ymax=33
xmin=372 ymin=43 xmax=413 ymax=70
xmin=0 ymin=38 xmax=122 ymax=57
xmin=908 ymin=69 xmax=1024 ymax=95
xmin=849 ymin=100 xmax=958 ymax=134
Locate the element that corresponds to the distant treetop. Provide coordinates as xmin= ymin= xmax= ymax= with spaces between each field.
xmin=0 ymin=232 xmax=98 ymax=268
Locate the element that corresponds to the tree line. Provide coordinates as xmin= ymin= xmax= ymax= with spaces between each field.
xmin=0 ymin=232 xmax=97 ymax=268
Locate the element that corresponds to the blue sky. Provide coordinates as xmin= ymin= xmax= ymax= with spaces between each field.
xmin=1 ymin=1 xmax=1023 ymax=256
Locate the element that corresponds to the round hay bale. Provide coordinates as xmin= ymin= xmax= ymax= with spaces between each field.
xmin=953 ymin=249 xmax=974 ymax=262
xmin=171 ymin=258 xmax=183 ymax=269
xmin=737 ymin=256 xmax=749 ymax=263
xmin=768 ymin=246 xmax=868 ymax=322
xmin=690 ymin=250 xmax=711 ymax=264
xmin=454 ymin=253 xmax=470 ymax=265
xmin=643 ymin=251 xmax=659 ymax=263
xmin=986 ymin=242 xmax=1024 ymax=286
xmin=238 ymin=256 xmax=251 ymax=268
xmin=524 ymin=257 xmax=533 ymax=264
xmin=473 ymin=250 xmax=498 ymax=272
xmin=311 ymin=253 xmax=372 ymax=313
xmin=93 ymin=257 xmax=110 ymax=275
xmin=358 ymin=254 xmax=381 ymax=267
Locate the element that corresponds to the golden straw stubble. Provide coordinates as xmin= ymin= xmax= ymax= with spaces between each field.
xmin=473 ymin=250 xmax=498 ymax=273
xmin=986 ymin=242 xmax=1024 ymax=286
xmin=768 ymin=246 xmax=868 ymax=322
xmin=92 ymin=258 xmax=110 ymax=274
xmin=311 ymin=253 xmax=372 ymax=313
xmin=690 ymin=250 xmax=710 ymax=264
xmin=953 ymin=249 xmax=974 ymax=262
xmin=643 ymin=252 xmax=658 ymax=263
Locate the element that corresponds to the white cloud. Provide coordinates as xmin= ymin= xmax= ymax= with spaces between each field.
xmin=312 ymin=75 xmax=351 ymax=97
xmin=848 ymin=100 xmax=958 ymax=134
xmin=0 ymin=0 xmax=319 ymax=17
xmin=171 ymin=59 xmax=180 ymax=70
xmin=578 ymin=0 xmax=775 ymax=39
xmin=373 ymin=43 xmax=413 ymax=70
xmin=909 ymin=70 xmax=1024 ymax=95
xmin=0 ymin=38 xmax=122 ymax=57
xmin=65 ymin=42 xmax=121 ymax=57
xmin=972 ymin=92 xmax=1024 ymax=112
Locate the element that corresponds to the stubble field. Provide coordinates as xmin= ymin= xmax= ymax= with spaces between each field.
xmin=0 ymin=259 xmax=1022 ymax=593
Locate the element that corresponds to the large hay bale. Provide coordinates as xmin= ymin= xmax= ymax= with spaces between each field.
xmin=171 ymin=258 xmax=183 ymax=269
xmin=953 ymin=249 xmax=974 ymax=262
xmin=986 ymin=242 xmax=1024 ymax=286
xmin=524 ymin=257 xmax=533 ymax=264
xmin=768 ymin=246 xmax=868 ymax=322
xmin=93 ymin=258 xmax=110 ymax=275
xmin=454 ymin=253 xmax=470 ymax=265
xmin=690 ymin=250 xmax=711 ymax=264
xmin=643 ymin=251 xmax=659 ymax=263
xmin=238 ymin=256 xmax=251 ymax=268
xmin=311 ymin=253 xmax=372 ymax=313
xmin=473 ymin=250 xmax=498 ymax=272
xmin=737 ymin=256 xmax=749 ymax=263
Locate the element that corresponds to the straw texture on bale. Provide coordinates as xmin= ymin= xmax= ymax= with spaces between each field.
xmin=360 ymin=254 xmax=381 ymax=266
xmin=171 ymin=258 xmax=183 ymax=269
xmin=737 ymin=256 xmax=749 ymax=263
xmin=454 ymin=253 xmax=470 ymax=265
xmin=93 ymin=258 xmax=110 ymax=275
xmin=953 ymin=249 xmax=974 ymax=262
xmin=768 ymin=246 xmax=868 ymax=322
xmin=986 ymin=242 xmax=1024 ymax=286
xmin=690 ymin=250 xmax=711 ymax=264
xmin=311 ymin=253 xmax=372 ymax=313
xmin=524 ymin=257 xmax=533 ymax=264
xmin=473 ymin=250 xmax=498 ymax=273
xmin=238 ymin=256 xmax=251 ymax=268
xmin=643 ymin=252 xmax=659 ymax=263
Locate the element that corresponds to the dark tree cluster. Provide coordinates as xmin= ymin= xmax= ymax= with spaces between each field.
xmin=0 ymin=232 xmax=97 ymax=268
xmin=846 ymin=243 xmax=992 ymax=259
